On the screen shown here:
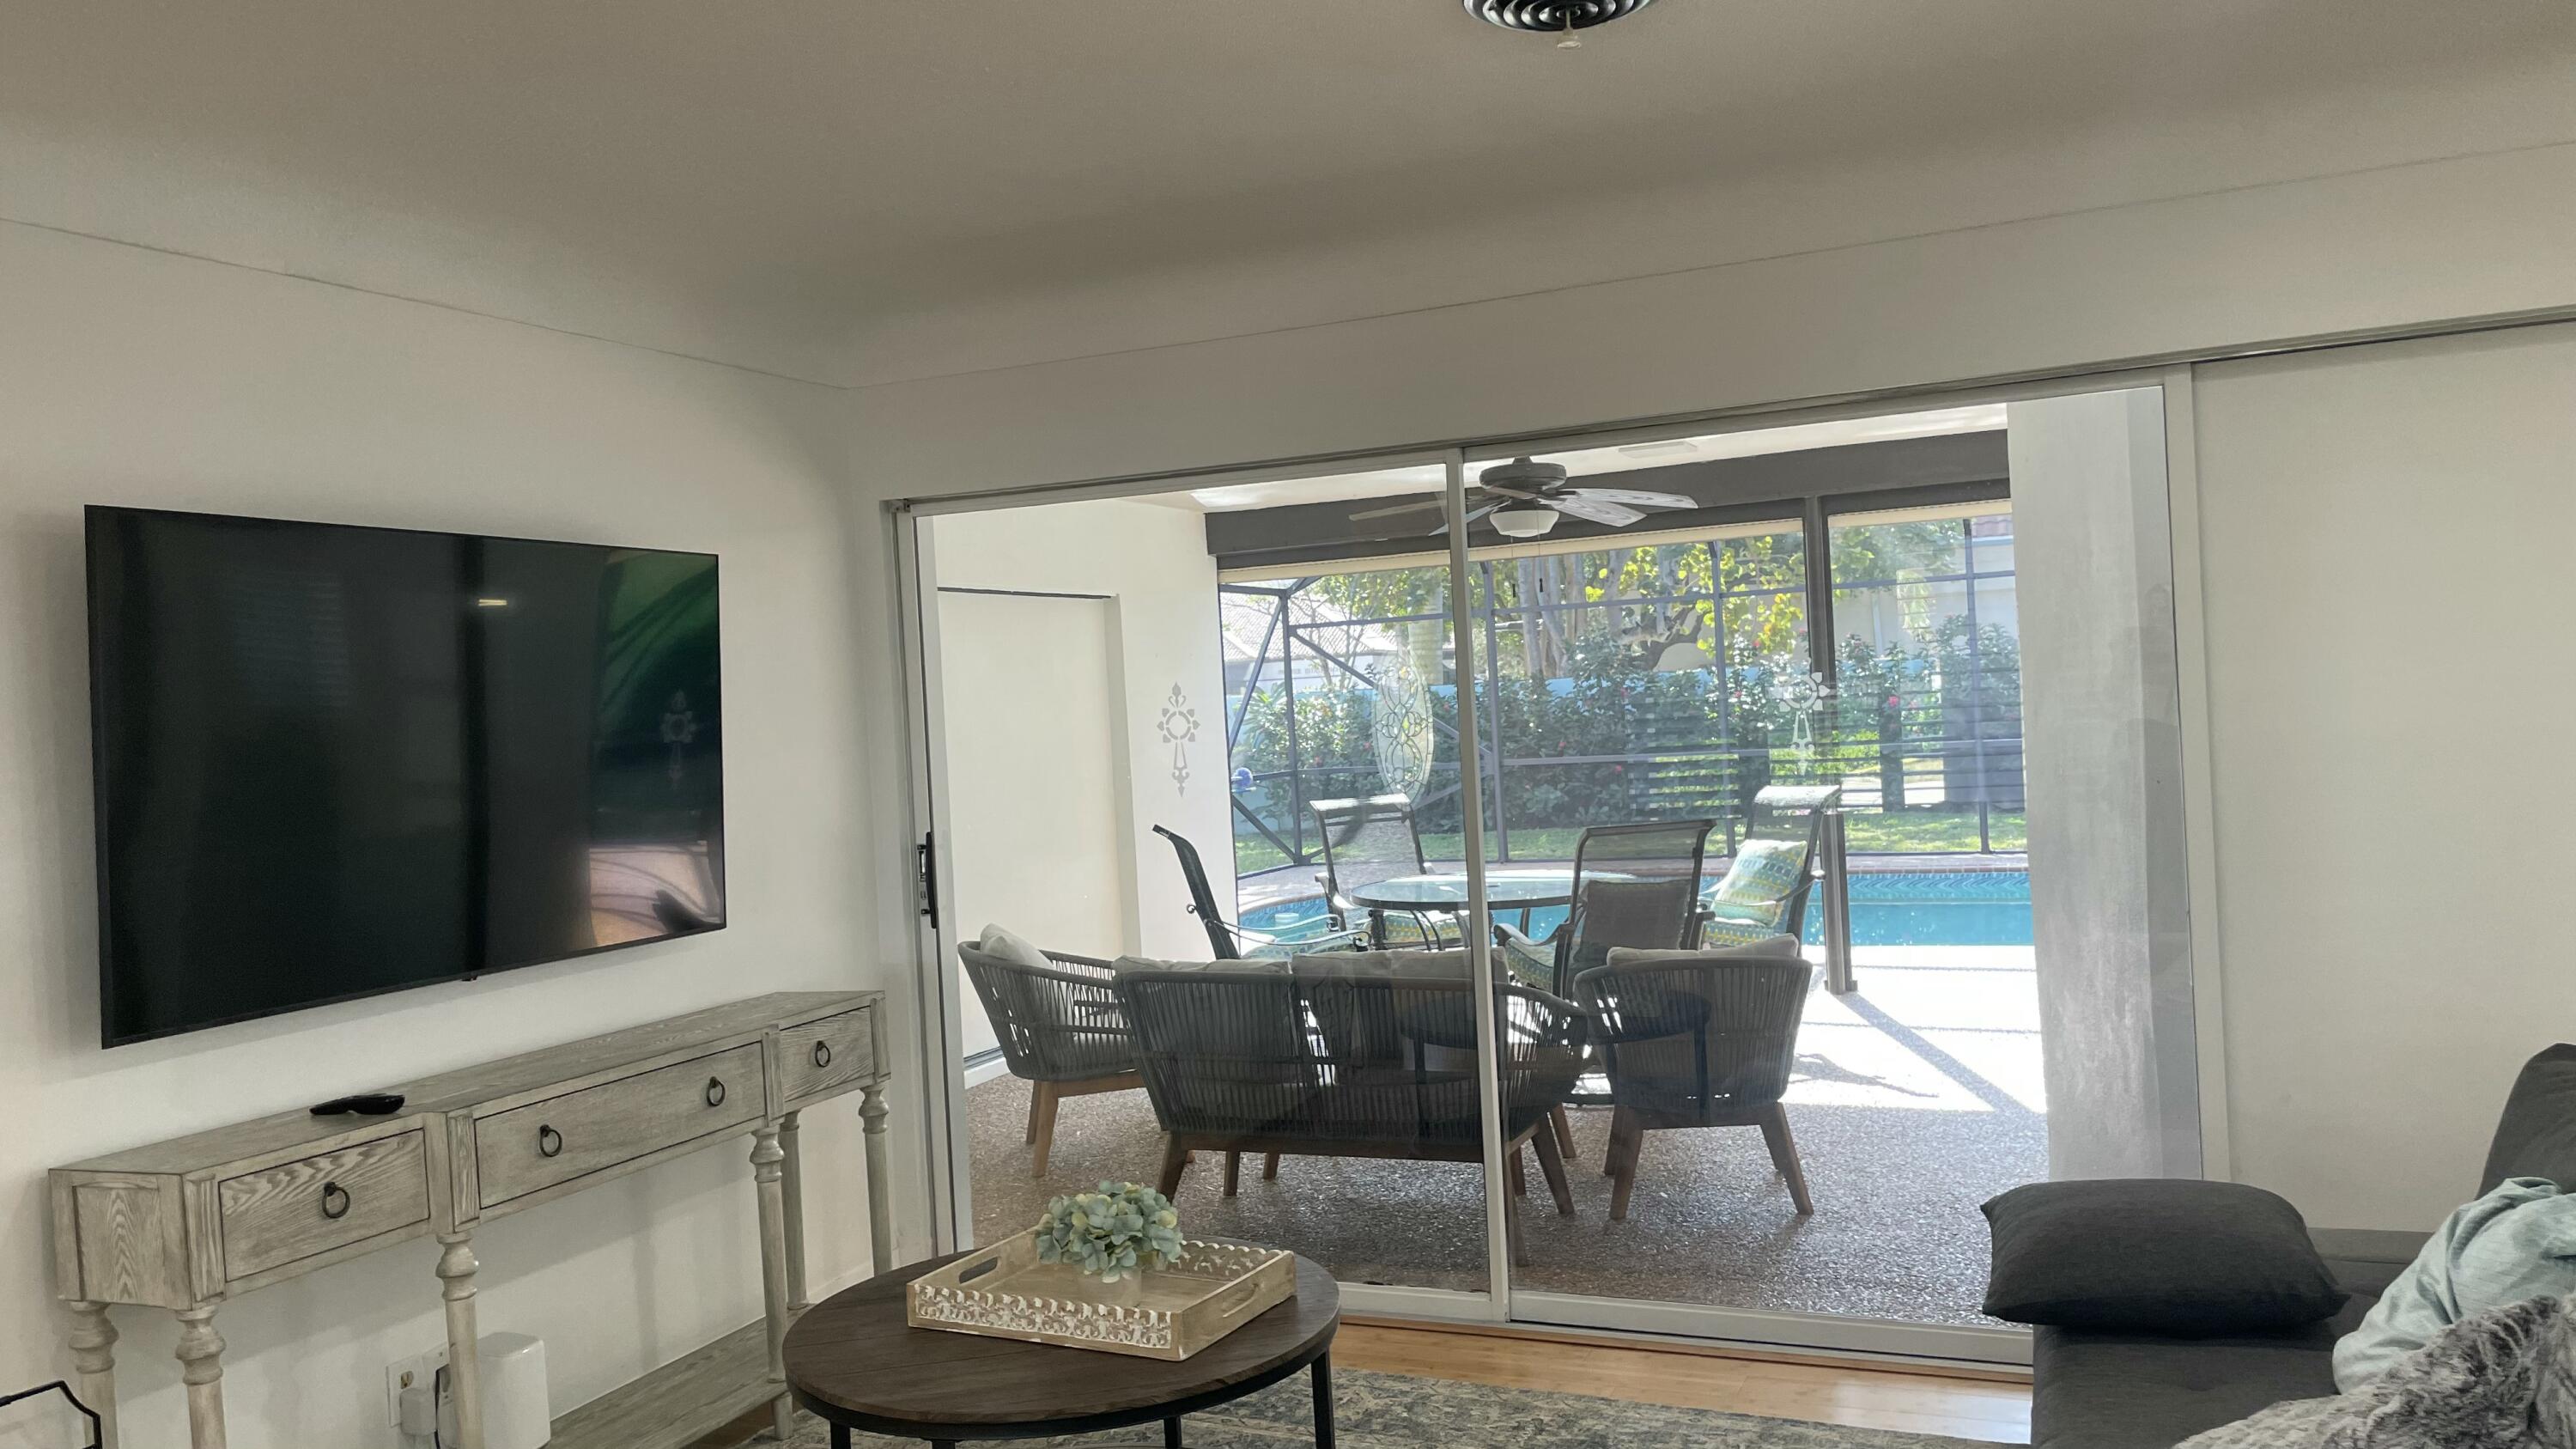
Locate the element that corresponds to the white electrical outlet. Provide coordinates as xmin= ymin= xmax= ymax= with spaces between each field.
xmin=385 ymin=1343 xmax=448 ymax=1428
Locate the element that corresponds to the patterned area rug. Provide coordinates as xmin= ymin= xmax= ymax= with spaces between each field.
xmin=780 ymin=1367 xmax=1996 ymax=1447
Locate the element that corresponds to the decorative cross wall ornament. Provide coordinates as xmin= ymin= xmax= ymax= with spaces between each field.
xmin=1157 ymin=684 xmax=1200 ymax=794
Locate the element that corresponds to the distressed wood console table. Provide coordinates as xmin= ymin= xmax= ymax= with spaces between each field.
xmin=50 ymin=991 xmax=892 ymax=1449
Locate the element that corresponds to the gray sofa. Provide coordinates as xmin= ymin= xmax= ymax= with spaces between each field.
xmin=2028 ymin=1044 xmax=2576 ymax=1449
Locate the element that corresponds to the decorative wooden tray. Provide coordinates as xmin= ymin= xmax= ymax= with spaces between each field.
xmin=907 ymin=1235 xmax=1297 ymax=1361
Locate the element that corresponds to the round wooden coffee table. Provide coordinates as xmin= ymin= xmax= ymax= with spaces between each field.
xmin=785 ymin=1251 xmax=1340 ymax=1448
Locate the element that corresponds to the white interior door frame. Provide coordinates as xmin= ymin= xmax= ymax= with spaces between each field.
xmin=893 ymin=504 xmax=973 ymax=1255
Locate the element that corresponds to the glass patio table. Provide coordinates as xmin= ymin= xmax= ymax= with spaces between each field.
xmin=1340 ymin=868 xmax=1612 ymax=946
xmin=1343 ymin=868 xmax=1581 ymax=911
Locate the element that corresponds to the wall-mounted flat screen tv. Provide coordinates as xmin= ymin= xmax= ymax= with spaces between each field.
xmin=88 ymin=507 xmax=724 ymax=1045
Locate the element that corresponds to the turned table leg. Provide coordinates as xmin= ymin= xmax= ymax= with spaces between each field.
xmin=437 ymin=1233 xmax=489 ymax=1449
xmin=173 ymin=1306 xmax=226 ymax=1449
xmin=65 ymin=1300 xmax=118 ymax=1449
xmin=752 ymin=1125 xmax=794 ymax=1442
xmin=859 ymin=1082 xmax=892 ymax=1273
xmin=781 ymin=1109 xmax=810 ymax=1313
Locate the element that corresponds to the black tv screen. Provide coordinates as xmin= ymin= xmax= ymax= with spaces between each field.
xmin=87 ymin=507 xmax=725 ymax=1045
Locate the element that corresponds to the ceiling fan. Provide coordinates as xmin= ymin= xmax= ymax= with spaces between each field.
xmin=1350 ymin=457 xmax=1695 ymax=539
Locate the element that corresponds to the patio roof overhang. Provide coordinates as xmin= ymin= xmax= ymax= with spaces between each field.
xmin=1204 ymin=429 xmax=2009 ymax=575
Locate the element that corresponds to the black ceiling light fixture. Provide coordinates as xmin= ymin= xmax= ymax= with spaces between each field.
xmin=1467 ymin=0 xmax=1656 ymax=48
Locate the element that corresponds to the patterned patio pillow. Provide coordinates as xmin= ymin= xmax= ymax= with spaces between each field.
xmin=1709 ymin=838 xmax=1807 ymax=918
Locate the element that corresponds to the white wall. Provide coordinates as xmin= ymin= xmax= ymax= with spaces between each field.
xmin=845 ymin=143 xmax=2576 ymax=495
xmin=933 ymin=590 xmax=1127 ymax=1059
xmin=927 ymin=500 xmax=1235 ymax=969
xmin=838 ymin=141 xmax=2576 ymax=1239
xmin=0 ymin=221 xmax=891 ymax=1447
xmin=2192 ymin=322 xmax=2576 ymax=1232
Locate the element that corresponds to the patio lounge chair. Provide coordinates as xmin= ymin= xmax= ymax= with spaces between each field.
xmin=1697 ymin=784 xmax=1842 ymax=947
xmin=1115 ymin=954 xmax=1587 ymax=1263
xmin=1495 ymin=819 xmax=1718 ymax=995
xmin=1308 ymin=794 xmax=1460 ymax=947
xmin=958 ymin=938 xmax=1140 ymax=1178
xmin=1574 ymin=939 xmax=1815 ymax=1221
xmin=1153 ymin=823 xmax=1364 ymax=959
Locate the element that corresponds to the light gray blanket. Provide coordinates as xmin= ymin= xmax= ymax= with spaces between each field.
xmin=2181 ymin=1295 xmax=2576 ymax=1449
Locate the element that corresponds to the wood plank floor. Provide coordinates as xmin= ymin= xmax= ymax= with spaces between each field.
xmin=690 ymin=1319 xmax=2031 ymax=1446
xmin=1333 ymin=1321 xmax=2030 ymax=1443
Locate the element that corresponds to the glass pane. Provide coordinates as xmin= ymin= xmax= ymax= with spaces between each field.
xmin=1488 ymin=411 xmax=2039 ymax=1338
xmin=927 ymin=470 xmax=1494 ymax=1296
xmin=1472 ymin=528 xmax=1813 ymax=878
xmin=1212 ymin=536 xmax=1495 ymax=1294
xmin=1826 ymin=507 xmax=2023 ymax=859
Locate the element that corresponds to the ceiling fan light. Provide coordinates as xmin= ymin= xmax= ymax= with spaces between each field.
xmin=1489 ymin=504 xmax=1559 ymax=539
xmin=1467 ymin=1 xmax=1656 ymax=35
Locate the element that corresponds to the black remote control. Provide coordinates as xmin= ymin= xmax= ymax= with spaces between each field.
xmin=309 ymin=1093 xmax=407 ymax=1116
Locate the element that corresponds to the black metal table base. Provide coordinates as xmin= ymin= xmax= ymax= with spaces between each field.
xmin=823 ymin=1351 xmax=1336 ymax=1449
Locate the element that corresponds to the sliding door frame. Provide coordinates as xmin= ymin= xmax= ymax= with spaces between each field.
xmin=888 ymin=364 xmax=2215 ymax=1364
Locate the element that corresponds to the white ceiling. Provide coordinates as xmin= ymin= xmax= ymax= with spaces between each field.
xmin=3 ymin=2 xmax=2572 ymax=386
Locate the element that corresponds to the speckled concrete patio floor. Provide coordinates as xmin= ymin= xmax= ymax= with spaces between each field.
xmin=966 ymin=947 xmax=2043 ymax=1329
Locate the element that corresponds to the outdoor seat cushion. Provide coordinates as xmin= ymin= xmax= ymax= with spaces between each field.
xmin=1287 ymin=948 xmax=1471 ymax=982
xmin=1984 ymin=1178 xmax=2348 ymax=1335
xmin=976 ymin=922 xmax=1054 ymax=969
xmin=1594 ymin=935 xmax=1805 ymax=973
xmin=1110 ymin=961 xmax=1306 ymax=1060
xmin=1698 ymin=915 xmax=1797 ymax=947
xmin=1562 ymin=878 xmax=1700 ymax=977
xmin=1709 ymin=838 xmax=1806 ymax=913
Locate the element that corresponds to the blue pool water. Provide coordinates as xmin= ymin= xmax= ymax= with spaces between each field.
xmin=1241 ymin=869 xmax=2031 ymax=948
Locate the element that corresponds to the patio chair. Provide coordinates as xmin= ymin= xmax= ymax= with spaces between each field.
xmin=1573 ymin=941 xmax=1815 ymax=1221
xmin=1308 ymin=794 xmax=1460 ymax=947
xmin=1152 ymin=824 xmax=1364 ymax=960
xmin=1495 ymin=819 xmax=1718 ymax=995
xmin=957 ymin=939 xmax=1140 ymax=1178
xmin=1698 ymin=784 xmax=1843 ymax=947
xmin=1115 ymin=956 xmax=1587 ymax=1263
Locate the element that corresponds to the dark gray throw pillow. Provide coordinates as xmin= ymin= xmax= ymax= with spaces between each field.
xmin=1981 ymin=1178 xmax=2348 ymax=1335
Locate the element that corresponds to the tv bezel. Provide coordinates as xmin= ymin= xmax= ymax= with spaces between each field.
xmin=86 ymin=504 xmax=727 ymax=1048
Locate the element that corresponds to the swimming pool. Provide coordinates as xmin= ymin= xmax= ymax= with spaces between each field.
xmin=1239 ymin=868 xmax=2031 ymax=948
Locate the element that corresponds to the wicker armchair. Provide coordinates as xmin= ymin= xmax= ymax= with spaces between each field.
xmin=1115 ymin=957 xmax=1588 ymax=1263
xmin=1573 ymin=941 xmax=1815 ymax=1221
xmin=1307 ymin=795 xmax=1460 ymax=947
xmin=957 ymin=941 xmax=1139 ymax=1178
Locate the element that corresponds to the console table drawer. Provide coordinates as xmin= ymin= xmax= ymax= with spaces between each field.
xmin=218 ymin=1130 xmax=430 ymax=1282
xmin=778 ymin=1006 xmax=876 ymax=1104
xmin=476 ymin=1044 xmax=765 ymax=1208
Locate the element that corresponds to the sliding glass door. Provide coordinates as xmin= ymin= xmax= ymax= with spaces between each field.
xmin=911 ymin=465 xmax=1502 ymax=1309
xmin=902 ymin=382 xmax=2200 ymax=1361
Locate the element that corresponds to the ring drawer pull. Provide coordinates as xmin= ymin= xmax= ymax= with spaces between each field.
xmin=319 ymin=1181 xmax=351 ymax=1221
xmin=537 ymin=1124 xmax=563 ymax=1158
xmin=811 ymin=1041 xmax=833 ymax=1069
xmin=705 ymin=1076 xmax=727 ymax=1108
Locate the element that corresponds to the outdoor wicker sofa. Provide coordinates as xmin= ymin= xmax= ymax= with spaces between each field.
xmin=1113 ymin=950 xmax=1587 ymax=1263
